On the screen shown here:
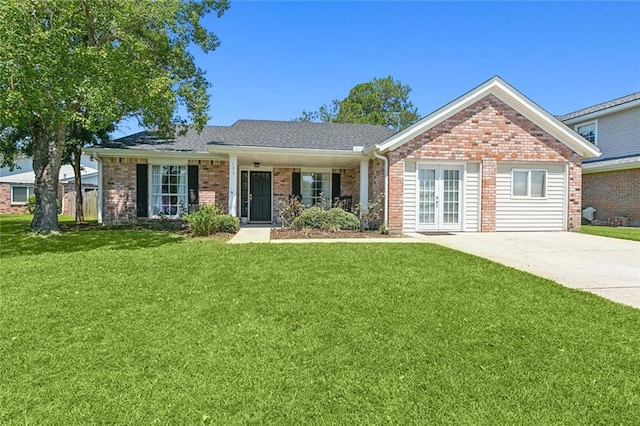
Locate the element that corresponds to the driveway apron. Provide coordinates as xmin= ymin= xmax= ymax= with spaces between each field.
xmin=410 ymin=232 xmax=640 ymax=309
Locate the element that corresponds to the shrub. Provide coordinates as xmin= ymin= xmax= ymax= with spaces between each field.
xmin=277 ymin=195 xmax=305 ymax=227
xmin=184 ymin=205 xmax=240 ymax=236
xmin=292 ymin=206 xmax=326 ymax=230
xmin=354 ymin=193 xmax=385 ymax=231
xmin=213 ymin=214 xmax=240 ymax=233
xmin=326 ymin=208 xmax=360 ymax=231
xmin=292 ymin=206 xmax=360 ymax=232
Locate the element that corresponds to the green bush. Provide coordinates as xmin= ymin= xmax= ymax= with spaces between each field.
xmin=326 ymin=208 xmax=360 ymax=231
xmin=184 ymin=205 xmax=238 ymax=236
xmin=213 ymin=214 xmax=240 ymax=233
xmin=292 ymin=207 xmax=326 ymax=230
xmin=292 ymin=206 xmax=359 ymax=232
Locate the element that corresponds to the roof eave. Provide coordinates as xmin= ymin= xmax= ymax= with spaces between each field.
xmin=207 ymin=144 xmax=366 ymax=157
xmin=561 ymin=98 xmax=640 ymax=124
xmin=83 ymin=146 xmax=221 ymax=159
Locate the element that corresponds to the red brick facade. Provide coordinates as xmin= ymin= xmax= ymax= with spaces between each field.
xmin=385 ymin=94 xmax=582 ymax=232
xmin=0 ymin=183 xmax=28 ymax=214
xmin=583 ymin=168 xmax=640 ymax=225
xmin=0 ymin=182 xmax=63 ymax=215
xmin=101 ymin=157 xmax=229 ymax=222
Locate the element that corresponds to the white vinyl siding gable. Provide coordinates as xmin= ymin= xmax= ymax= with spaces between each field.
xmin=496 ymin=163 xmax=565 ymax=231
xmin=590 ymin=105 xmax=640 ymax=159
xmin=403 ymin=161 xmax=416 ymax=231
xmin=464 ymin=163 xmax=480 ymax=231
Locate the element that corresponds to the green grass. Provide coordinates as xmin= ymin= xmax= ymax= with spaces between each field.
xmin=581 ymin=225 xmax=640 ymax=241
xmin=1 ymin=214 xmax=639 ymax=424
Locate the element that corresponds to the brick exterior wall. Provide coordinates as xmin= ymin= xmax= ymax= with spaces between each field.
xmin=0 ymin=182 xmax=28 ymax=214
xmin=385 ymin=94 xmax=583 ymax=232
xmin=583 ymin=168 xmax=640 ymax=225
xmin=341 ymin=167 xmax=360 ymax=206
xmin=191 ymin=159 xmax=228 ymax=211
xmin=102 ymin=157 xmax=143 ymax=222
xmin=101 ymin=157 xmax=229 ymax=223
xmin=273 ymin=167 xmax=296 ymax=224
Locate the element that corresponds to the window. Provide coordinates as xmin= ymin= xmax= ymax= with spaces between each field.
xmin=151 ymin=165 xmax=187 ymax=217
xmin=575 ymin=121 xmax=597 ymax=145
xmin=512 ymin=170 xmax=546 ymax=198
xmin=11 ymin=185 xmax=35 ymax=204
xmin=301 ymin=172 xmax=330 ymax=206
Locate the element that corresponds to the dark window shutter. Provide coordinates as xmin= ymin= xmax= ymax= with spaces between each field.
xmin=332 ymin=173 xmax=341 ymax=201
xmin=188 ymin=165 xmax=199 ymax=211
xmin=136 ymin=164 xmax=148 ymax=218
xmin=292 ymin=172 xmax=301 ymax=199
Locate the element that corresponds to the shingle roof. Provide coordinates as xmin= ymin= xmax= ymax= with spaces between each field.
xmin=557 ymin=92 xmax=640 ymax=122
xmin=100 ymin=120 xmax=396 ymax=152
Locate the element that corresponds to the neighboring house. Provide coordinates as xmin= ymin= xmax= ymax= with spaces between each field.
xmin=85 ymin=77 xmax=600 ymax=232
xmin=558 ymin=92 xmax=640 ymax=225
xmin=0 ymin=156 xmax=98 ymax=214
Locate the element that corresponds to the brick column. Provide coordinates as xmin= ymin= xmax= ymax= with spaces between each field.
xmin=481 ymin=158 xmax=497 ymax=232
xmin=387 ymin=158 xmax=404 ymax=232
xmin=567 ymin=160 xmax=582 ymax=231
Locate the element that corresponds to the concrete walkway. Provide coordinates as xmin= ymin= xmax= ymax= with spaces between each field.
xmin=410 ymin=232 xmax=640 ymax=309
xmin=228 ymin=226 xmax=271 ymax=244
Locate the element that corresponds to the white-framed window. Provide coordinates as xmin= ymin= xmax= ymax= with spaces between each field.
xmin=151 ymin=165 xmax=187 ymax=217
xmin=11 ymin=185 xmax=35 ymax=204
xmin=301 ymin=171 xmax=331 ymax=207
xmin=575 ymin=121 xmax=597 ymax=145
xmin=512 ymin=169 xmax=547 ymax=198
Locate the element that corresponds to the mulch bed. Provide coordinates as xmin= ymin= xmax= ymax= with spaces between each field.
xmin=271 ymin=228 xmax=405 ymax=240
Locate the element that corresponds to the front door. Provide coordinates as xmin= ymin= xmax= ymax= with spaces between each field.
xmin=249 ymin=171 xmax=271 ymax=222
xmin=417 ymin=165 xmax=462 ymax=231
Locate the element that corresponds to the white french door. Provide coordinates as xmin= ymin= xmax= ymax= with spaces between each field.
xmin=416 ymin=165 xmax=463 ymax=231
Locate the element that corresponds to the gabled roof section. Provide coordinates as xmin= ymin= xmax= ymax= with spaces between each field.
xmin=558 ymin=92 xmax=640 ymax=122
xmin=96 ymin=120 xmax=395 ymax=153
xmin=375 ymin=76 xmax=601 ymax=159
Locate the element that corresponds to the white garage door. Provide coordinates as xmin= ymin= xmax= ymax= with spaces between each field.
xmin=495 ymin=163 xmax=566 ymax=231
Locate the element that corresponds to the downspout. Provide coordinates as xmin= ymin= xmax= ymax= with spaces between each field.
xmin=372 ymin=147 xmax=389 ymax=229
xmin=96 ymin=154 xmax=103 ymax=224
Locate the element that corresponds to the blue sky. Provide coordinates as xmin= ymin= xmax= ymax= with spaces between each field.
xmin=113 ymin=1 xmax=640 ymax=138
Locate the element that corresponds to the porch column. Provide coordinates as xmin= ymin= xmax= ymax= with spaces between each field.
xmin=359 ymin=158 xmax=369 ymax=213
xmin=228 ymin=154 xmax=238 ymax=216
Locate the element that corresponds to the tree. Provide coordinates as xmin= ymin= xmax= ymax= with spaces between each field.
xmin=63 ymin=121 xmax=112 ymax=223
xmin=296 ymin=76 xmax=419 ymax=131
xmin=0 ymin=0 xmax=229 ymax=233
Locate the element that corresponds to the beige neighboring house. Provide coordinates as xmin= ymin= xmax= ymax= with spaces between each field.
xmin=558 ymin=92 xmax=640 ymax=226
xmin=0 ymin=157 xmax=98 ymax=215
xmin=86 ymin=77 xmax=601 ymax=232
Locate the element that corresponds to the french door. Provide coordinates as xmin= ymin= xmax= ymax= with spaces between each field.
xmin=416 ymin=165 xmax=463 ymax=231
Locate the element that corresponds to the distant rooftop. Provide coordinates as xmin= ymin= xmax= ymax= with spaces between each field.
xmin=557 ymin=92 xmax=640 ymax=122
xmin=100 ymin=120 xmax=396 ymax=153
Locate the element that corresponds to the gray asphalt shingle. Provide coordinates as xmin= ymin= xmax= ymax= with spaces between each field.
xmin=557 ymin=92 xmax=640 ymax=122
xmin=100 ymin=120 xmax=396 ymax=152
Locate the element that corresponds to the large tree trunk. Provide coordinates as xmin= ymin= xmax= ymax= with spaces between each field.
xmin=31 ymin=121 xmax=66 ymax=234
xmin=73 ymin=146 xmax=85 ymax=223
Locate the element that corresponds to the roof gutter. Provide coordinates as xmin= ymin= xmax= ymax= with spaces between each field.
xmin=83 ymin=147 xmax=219 ymax=159
xmin=207 ymin=145 xmax=365 ymax=157
xmin=372 ymin=146 xmax=388 ymax=229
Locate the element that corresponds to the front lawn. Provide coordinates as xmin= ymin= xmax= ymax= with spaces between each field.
xmin=1 ymin=214 xmax=639 ymax=424
xmin=581 ymin=225 xmax=640 ymax=241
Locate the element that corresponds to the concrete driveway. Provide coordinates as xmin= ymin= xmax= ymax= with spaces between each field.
xmin=410 ymin=232 xmax=640 ymax=309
